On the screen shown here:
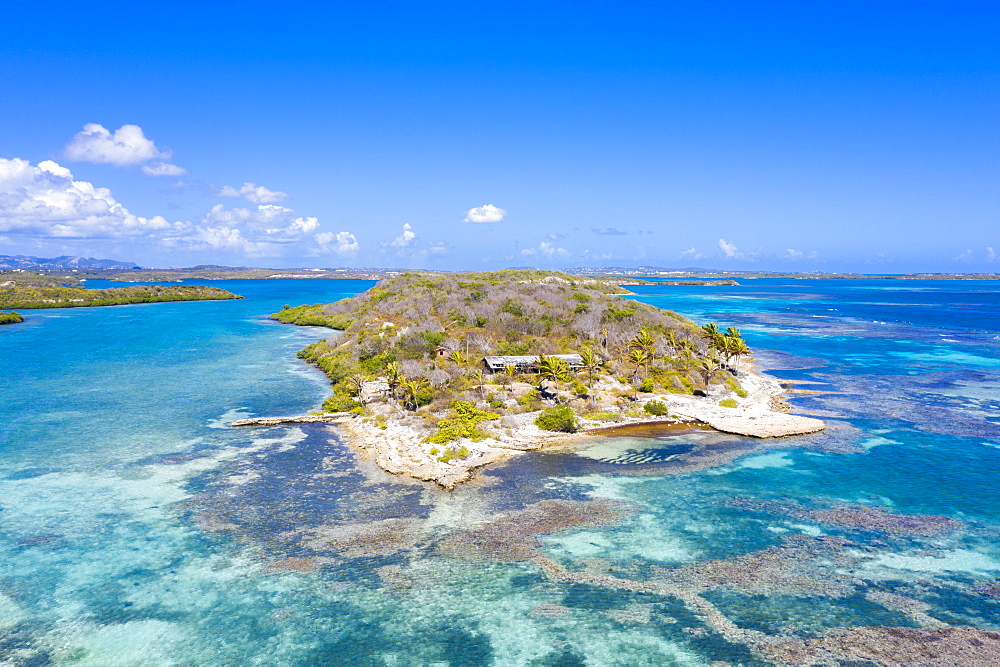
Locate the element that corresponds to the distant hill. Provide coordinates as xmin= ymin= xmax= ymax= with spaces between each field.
xmin=0 ymin=255 xmax=141 ymax=270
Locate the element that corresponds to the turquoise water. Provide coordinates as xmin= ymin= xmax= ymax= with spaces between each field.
xmin=1 ymin=278 xmax=998 ymax=665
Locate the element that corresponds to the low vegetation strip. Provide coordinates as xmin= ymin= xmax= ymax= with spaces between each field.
xmin=0 ymin=311 xmax=24 ymax=325
xmin=0 ymin=272 xmax=242 ymax=309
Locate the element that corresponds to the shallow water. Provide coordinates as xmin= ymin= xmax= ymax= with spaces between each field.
xmin=1 ymin=277 xmax=999 ymax=665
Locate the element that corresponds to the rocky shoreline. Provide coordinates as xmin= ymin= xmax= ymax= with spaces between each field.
xmin=232 ymin=359 xmax=824 ymax=489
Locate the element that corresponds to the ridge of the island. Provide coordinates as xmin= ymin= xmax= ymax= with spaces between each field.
xmin=255 ymin=270 xmax=823 ymax=488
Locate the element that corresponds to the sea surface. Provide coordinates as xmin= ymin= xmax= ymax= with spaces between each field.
xmin=1 ymin=277 xmax=998 ymax=665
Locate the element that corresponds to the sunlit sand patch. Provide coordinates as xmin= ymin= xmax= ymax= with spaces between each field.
xmin=727 ymin=451 xmax=796 ymax=469
xmin=545 ymin=473 xmax=657 ymax=501
xmin=866 ymin=549 xmax=1000 ymax=576
xmin=858 ymin=435 xmax=900 ymax=450
xmin=48 ymin=619 xmax=186 ymax=666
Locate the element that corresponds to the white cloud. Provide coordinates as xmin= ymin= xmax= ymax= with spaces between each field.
xmin=592 ymin=227 xmax=627 ymax=236
xmin=463 ymin=204 xmax=506 ymax=223
xmin=680 ymin=247 xmax=703 ymax=260
xmin=718 ymin=238 xmax=741 ymax=258
xmin=64 ymin=123 xmax=171 ymax=166
xmin=218 ymin=182 xmax=288 ymax=204
xmin=785 ymin=248 xmax=804 ymax=260
xmin=141 ymin=162 xmax=186 ymax=177
xmin=0 ymin=158 xmax=174 ymax=238
xmin=0 ymin=158 xmax=330 ymax=258
xmin=315 ymin=231 xmax=359 ymax=257
xmin=389 ymin=223 xmax=416 ymax=248
xmin=955 ymin=248 xmax=973 ymax=262
xmin=520 ymin=241 xmax=569 ymax=258
xmin=986 ymin=247 xmax=996 ymax=262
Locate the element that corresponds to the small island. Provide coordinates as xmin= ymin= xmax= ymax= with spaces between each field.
xmin=0 ymin=311 xmax=24 ymax=325
xmin=263 ymin=270 xmax=823 ymax=488
xmin=0 ymin=271 xmax=243 ymax=309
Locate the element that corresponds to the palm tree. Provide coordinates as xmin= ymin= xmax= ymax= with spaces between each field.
xmin=630 ymin=329 xmax=656 ymax=354
xmin=578 ymin=348 xmax=601 ymax=388
xmin=627 ymin=349 xmax=650 ymax=382
xmin=701 ymin=323 xmax=723 ymax=353
xmin=473 ymin=369 xmax=486 ymax=398
xmin=400 ymin=377 xmax=429 ymax=411
xmin=536 ymin=355 xmax=571 ymax=391
xmin=663 ymin=330 xmax=679 ymax=357
xmin=729 ymin=338 xmax=751 ymax=373
xmin=384 ymin=362 xmax=402 ymax=401
xmin=347 ymin=374 xmax=367 ymax=405
xmin=504 ymin=364 xmax=517 ymax=393
xmin=449 ymin=350 xmax=468 ymax=366
xmin=699 ymin=357 xmax=720 ymax=384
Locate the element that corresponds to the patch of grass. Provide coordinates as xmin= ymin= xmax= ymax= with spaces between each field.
xmin=718 ymin=398 xmax=739 ymax=408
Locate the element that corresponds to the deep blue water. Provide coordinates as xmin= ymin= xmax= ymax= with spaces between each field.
xmin=1 ymin=277 xmax=998 ymax=665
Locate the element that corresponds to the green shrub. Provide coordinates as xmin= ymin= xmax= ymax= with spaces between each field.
xmin=638 ymin=378 xmax=655 ymax=393
xmin=426 ymin=400 xmax=500 ymax=444
xmin=643 ymin=400 xmax=669 ymax=416
xmin=718 ymin=398 xmax=738 ymax=408
xmin=535 ymin=406 xmax=579 ymax=432
xmin=323 ymin=392 xmax=362 ymax=413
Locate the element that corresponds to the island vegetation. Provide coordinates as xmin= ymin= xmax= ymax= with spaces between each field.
xmin=261 ymin=269 xmax=817 ymax=489
xmin=0 ymin=271 xmax=242 ymax=309
xmin=275 ymin=270 xmax=750 ymax=419
xmin=0 ymin=311 xmax=24 ymax=325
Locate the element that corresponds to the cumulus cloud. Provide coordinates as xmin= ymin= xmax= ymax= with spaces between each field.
xmin=0 ymin=158 xmax=174 ymax=238
xmin=0 ymin=157 xmax=333 ymax=259
xmin=718 ymin=238 xmax=741 ymax=258
xmin=141 ymin=162 xmax=187 ymax=177
xmin=592 ymin=227 xmax=627 ymax=236
xmin=680 ymin=247 xmax=703 ymax=260
xmin=785 ymin=248 xmax=804 ymax=260
xmin=520 ymin=241 xmax=569 ymax=258
xmin=463 ymin=204 xmax=506 ymax=223
xmin=955 ymin=248 xmax=973 ymax=262
xmin=64 ymin=123 xmax=171 ymax=167
xmin=987 ymin=247 xmax=996 ymax=262
xmin=389 ymin=223 xmax=416 ymax=247
xmin=218 ymin=182 xmax=288 ymax=204
xmin=315 ymin=231 xmax=359 ymax=257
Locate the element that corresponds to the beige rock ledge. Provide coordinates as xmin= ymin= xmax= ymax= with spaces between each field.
xmin=229 ymin=413 xmax=352 ymax=427
xmin=698 ymin=413 xmax=826 ymax=438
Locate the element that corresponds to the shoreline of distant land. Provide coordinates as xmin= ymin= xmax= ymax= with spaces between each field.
xmin=0 ymin=271 xmax=242 ymax=310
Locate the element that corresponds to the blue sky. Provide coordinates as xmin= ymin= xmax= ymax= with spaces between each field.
xmin=1 ymin=1 xmax=996 ymax=271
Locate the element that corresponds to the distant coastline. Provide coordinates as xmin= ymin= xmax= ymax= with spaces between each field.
xmin=0 ymin=271 xmax=242 ymax=310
